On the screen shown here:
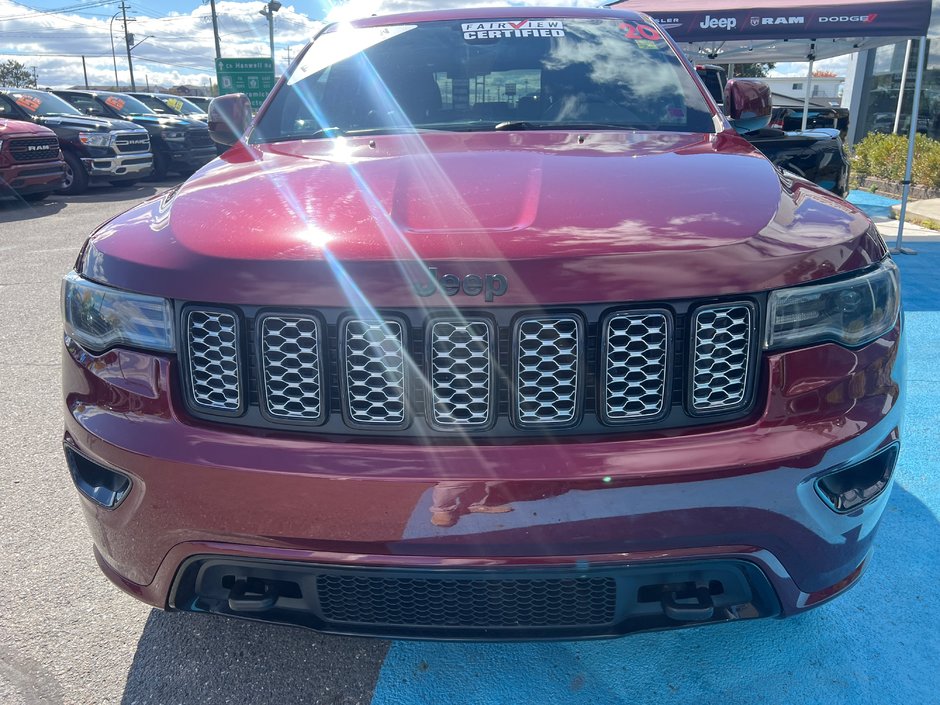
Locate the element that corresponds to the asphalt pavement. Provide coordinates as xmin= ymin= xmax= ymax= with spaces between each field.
xmin=0 ymin=183 xmax=937 ymax=705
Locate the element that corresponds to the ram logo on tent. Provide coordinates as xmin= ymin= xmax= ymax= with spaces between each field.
xmin=751 ymin=16 xmax=805 ymax=26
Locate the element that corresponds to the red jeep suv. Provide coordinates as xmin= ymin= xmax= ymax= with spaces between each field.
xmin=62 ymin=7 xmax=903 ymax=640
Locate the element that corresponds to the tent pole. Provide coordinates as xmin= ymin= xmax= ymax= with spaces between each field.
xmin=801 ymin=44 xmax=816 ymax=131
xmin=893 ymin=36 xmax=927 ymax=256
xmin=894 ymin=39 xmax=913 ymax=134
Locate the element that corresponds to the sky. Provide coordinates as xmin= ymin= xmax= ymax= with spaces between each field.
xmin=0 ymin=0 xmax=851 ymax=92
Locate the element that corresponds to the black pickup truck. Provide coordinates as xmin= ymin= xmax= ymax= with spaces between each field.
xmin=696 ymin=65 xmax=850 ymax=198
xmin=0 ymin=87 xmax=153 ymax=194
xmin=53 ymin=90 xmax=216 ymax=179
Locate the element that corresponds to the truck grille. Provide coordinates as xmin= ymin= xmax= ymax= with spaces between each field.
xmin=180 ymin=301 xmax=759 ymax=434
xmin=7 ymin=136 xmax=59 ymax=162
xmin=113 ymin=132 xmax=151 ymax=153
xmin=185 ymin=129 xmax=214 ymax=149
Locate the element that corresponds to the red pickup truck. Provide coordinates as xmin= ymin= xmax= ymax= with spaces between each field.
xmin=62 ymin=7 xmax=902 ymax=641
xmin=0 ymin=118 xmax=65 ymax=201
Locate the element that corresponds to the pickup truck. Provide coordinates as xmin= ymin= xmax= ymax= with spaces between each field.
xmin=52 ymin=90 xmax=216 ymax=179
xmin=0 ymin=118 xmax=65 ymax=201
xmin=0 ymin=87 xmax=152 ymax=195
xmin=62 ymin=7 xmax=902 ymax=641
xmin=696 ymin=65 xmax=850 ymax=197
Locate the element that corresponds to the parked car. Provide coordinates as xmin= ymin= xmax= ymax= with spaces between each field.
xmin=52 ymin=90 xmax=216 ymax=179
xmin=63 ymin=7 xmax=902 ymax=641
xmin=127 ymin=92 xmax=209 ymax=123
xmin=184 ymin=95 xmax=213 ymax=113
xmin=0 ymin=118 xmax=65 ymax=201
xmin=0 ymin=88 xmax=152 ymax=194
xmin=770 ymin=106 xmax=850 ymax=140
xmin=696 ymin=65 xmax=850 ymax=197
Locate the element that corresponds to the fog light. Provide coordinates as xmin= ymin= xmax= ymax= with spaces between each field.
xmin=816 ymin=443 xmax=899 ymax=513
xmin=64 ymin=446 xmax=132 ymax=509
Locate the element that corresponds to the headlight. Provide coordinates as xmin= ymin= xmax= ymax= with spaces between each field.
xmin=62 ymin=271 xmax=174 ymax=353
xmin=766 ymin=259 xmax=900 ymax=350
xmin=78 ymin=132 xmax=112 ymax=147
xmin=163 ymin=130 xmax=186 ymax=140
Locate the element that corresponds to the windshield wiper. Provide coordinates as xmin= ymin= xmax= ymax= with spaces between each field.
xmin=493 ymin=120 xmax=655 ymax=132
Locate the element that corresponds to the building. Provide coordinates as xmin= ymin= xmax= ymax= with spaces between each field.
xmin=762 ymin=76 xmax=844 ymax=106
xmin=842 ymin=0 xmax=940 ymax=145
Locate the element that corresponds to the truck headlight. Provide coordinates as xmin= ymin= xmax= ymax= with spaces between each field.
xmin=62 ymin=271 xmax=174 ymax=353
xmin=163 ymin=130 xmax=186 ymax=140
xmin=78 ymin=132 xmax=112 ymax=147
xmin=766 ymin=259 xmax=900 ymax=350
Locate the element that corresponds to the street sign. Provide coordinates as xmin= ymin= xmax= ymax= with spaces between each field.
xmin=215 ymin=57 xmax=276 ymax=110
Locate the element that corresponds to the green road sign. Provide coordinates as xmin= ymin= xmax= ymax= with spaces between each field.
xmin=215 ymin=57 xmax=276 ymax=110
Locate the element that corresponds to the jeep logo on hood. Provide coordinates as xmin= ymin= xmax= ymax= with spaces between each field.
xmin=414 ymin=266 xmax=508 ymax=301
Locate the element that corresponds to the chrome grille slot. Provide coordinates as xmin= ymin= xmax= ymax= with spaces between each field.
xmin=113 ymin=131 xmax=151 ymax=153
xmin=691 ymin=304 xmax=753 ymax=412
xmin=343 ymin=319 xmax=406 ymax=425
xmin=429 ymin=320 xmax=492 ymax=428
xmin=603 ymin=311 xmax=670 ymax=421
xmin=259 ymin=315 xmax=323 ymax=421
xmin=515 ymin=317 xmax=581 ymax=427
xmin=186 ymin=310 xmax=241 ymax=412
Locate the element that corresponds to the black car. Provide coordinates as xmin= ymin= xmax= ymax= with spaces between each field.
xmin=696 ymin=65 xmax=850 ymax=198
xmin=0 ymin=87 xmax=153 ymax=194
xmin=52 ymin=90 xmax=216 ymax=179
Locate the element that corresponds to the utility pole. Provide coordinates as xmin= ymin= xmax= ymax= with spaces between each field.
xmin=121 ymin=0 xmax=136 ymax=91
xmin=209 ymin=0 xmax=221 ymax=61
xmin=32 ymin=66 xmax=37 ymax=85
xmin=82 ymin=56 xmax=89 ymax=89
xmin=259 ymin=1 xmax=281 ymax=64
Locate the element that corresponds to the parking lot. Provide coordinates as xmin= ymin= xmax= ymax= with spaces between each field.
xmin=1 ymin=185 xmax=938 ymax=705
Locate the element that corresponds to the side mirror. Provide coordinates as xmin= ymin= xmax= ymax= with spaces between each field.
xmin=723 ymin=78 xmax=772 ymax=134
xmin=207 ymin=93 xmax=253 ymax=146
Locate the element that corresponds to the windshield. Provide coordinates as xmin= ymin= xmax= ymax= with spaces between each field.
xmin=160 ymin=95 xmax=205 ymax=114
xmin=135 ymin=95 xmax=177 ymax=114
xmin=6 ymin=89 xmax=82 ymax=117
xmin=100 ymin=94 xmax=157 ymax=117
xmin=252 ymin=17 xmax=715 ymax=142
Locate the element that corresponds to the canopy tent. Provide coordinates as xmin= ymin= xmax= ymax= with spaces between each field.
xmin=610 ymin=0 xmax=934 ymax=253
xmin=607 ymin=0 xmax=932 ymax=62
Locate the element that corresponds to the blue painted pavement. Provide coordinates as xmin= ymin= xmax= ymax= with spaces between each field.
xmin=847 ymin=190 xmax=902 ymax=221
xmin=370 ymin=244 xmax=940 ymax=705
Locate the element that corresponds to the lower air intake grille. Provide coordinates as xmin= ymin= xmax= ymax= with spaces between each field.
xmin=691 ymin=304 xmax=753 ymax=412
xmin=515 ymin=317 xmax=581 ymax=427
xmin=343 ymin=319 xmax=406 ymax=425
xmin=316 ymin=574 xmax=617 ymax=628
xmin=186 ymin=310 xmax=241 ymax=412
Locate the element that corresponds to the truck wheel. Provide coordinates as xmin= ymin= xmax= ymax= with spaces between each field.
xmin=148 ymin=152 xmax=169 ymax=180
xmin=60 ymin=152 xmax=89 ymax=195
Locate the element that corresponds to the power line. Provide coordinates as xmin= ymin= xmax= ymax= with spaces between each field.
xmin=0 ymin=0 xmax=115 ymax=21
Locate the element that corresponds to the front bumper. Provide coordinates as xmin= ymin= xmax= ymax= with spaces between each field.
xmin=165 ymin=144 xmax=216 ymax=171
xmin=0 ymin=161 xmax=65 ymax=195
xmin=81 ymin=153 xmax=153 ymax=181
xmin=63 ymin=321 xmax=903 ymax=639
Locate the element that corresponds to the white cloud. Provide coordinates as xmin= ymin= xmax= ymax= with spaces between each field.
xmin=770 ymin=55 xmax=851 ymax=78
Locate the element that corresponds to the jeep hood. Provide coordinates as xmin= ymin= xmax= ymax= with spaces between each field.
xmin=82 ymin=130 xmax=885 ymax=307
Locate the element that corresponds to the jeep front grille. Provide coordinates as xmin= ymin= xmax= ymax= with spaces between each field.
xmin=515 ymin=317 xmax=581 ymax=427
xmin=180 ymin=300 xmax=759 ymax=436
xmin=429 ymin=320 xmax=492 ymax=428
xmin=603 ymin=311 xmax=670 ymax=422
xmin=259 ymin=315 xmax=323 ymax=422
xmin=690 ymin=304 xmax=754 ymax=413
xmin=185 ymin=310 xmax=241 ymax=412
xmin=343 ymin=319 xmax=406 ymax=426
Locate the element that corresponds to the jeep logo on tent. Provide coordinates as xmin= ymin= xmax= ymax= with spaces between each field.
xmin=699 ymin=14 xmax=738 ymax=30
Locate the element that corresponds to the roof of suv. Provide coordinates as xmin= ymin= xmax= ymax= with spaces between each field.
xmin=345 ymin=5 xmax=645 ymax=28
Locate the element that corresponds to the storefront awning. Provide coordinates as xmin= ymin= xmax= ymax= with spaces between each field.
xmin=607 ymin=0 xmax=933 ymax=61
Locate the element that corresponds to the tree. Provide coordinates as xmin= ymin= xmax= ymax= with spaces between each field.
xmin=724 ymin=63 xmax=776 ymax=78
xmin=813 ymin=70 xmax=839 ymax=78
xmin=0 ymin=60 xmax=36 ymax=88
